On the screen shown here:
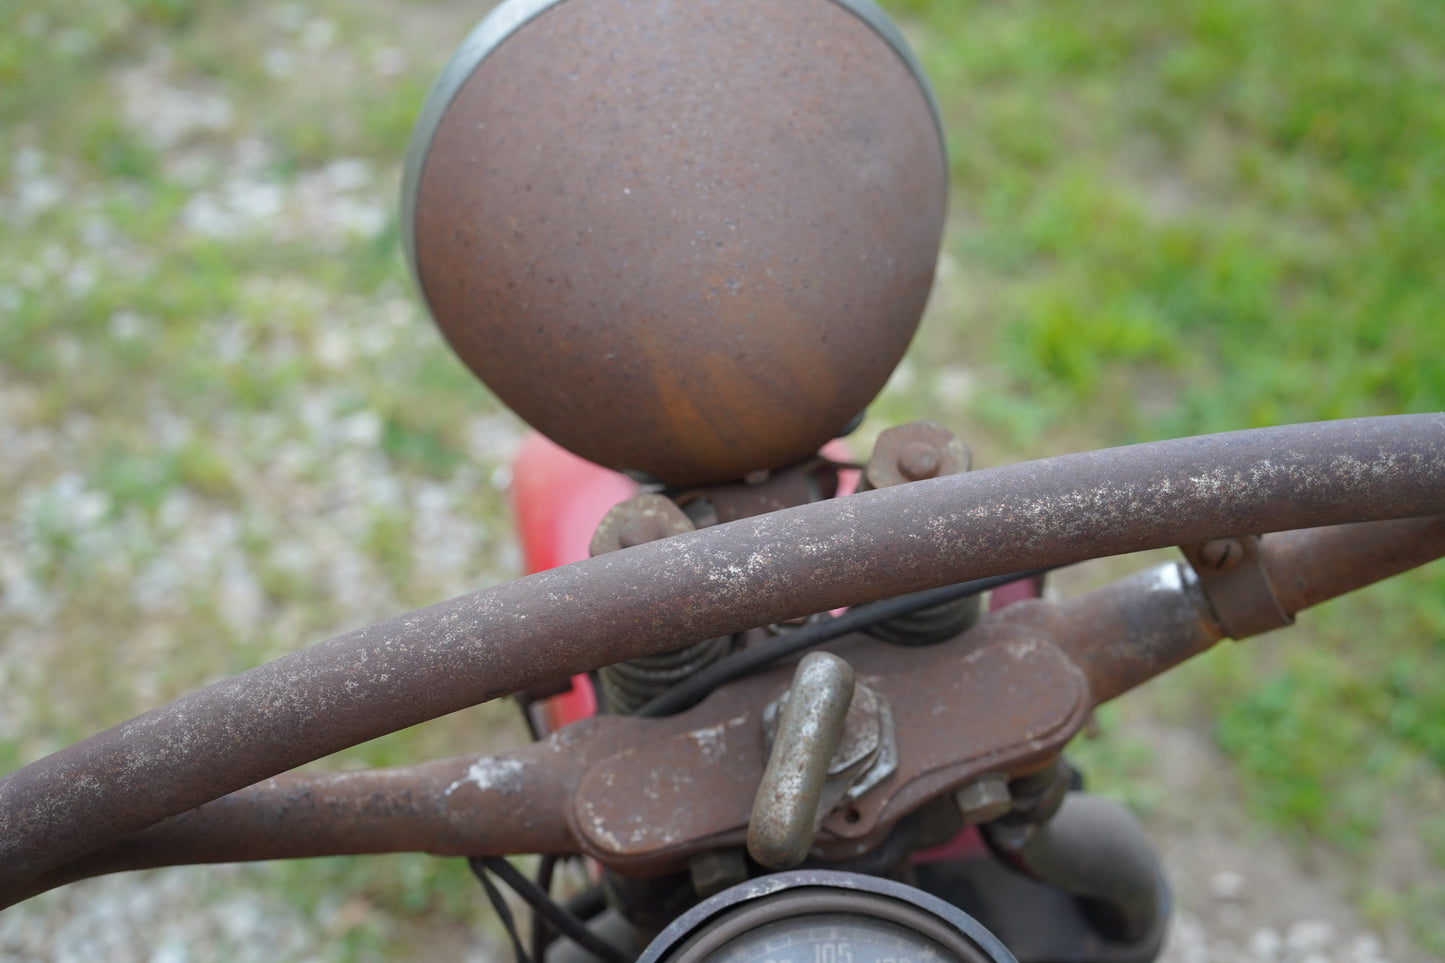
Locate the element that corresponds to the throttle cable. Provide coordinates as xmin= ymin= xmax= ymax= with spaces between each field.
xmin=634 ymin=568 xmax=1051 ymax=718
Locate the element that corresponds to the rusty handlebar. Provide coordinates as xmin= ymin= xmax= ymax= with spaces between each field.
xmin=12 ymin=512 xmax=1445 ymax=904
xmin=1 ymin=413 xmax=1443 ymax=906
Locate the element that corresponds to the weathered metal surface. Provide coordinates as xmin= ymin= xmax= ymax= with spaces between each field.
xmin=861 ymin=420 xmax=980 ymax=643
xmin=1263 ymin=514 xmax=1445 ymax=614
xmin=686 ymin=459 xmax=841 ymax=526
xmin=748 ymin=652 xmax=856 ymax=869
xmin=1016 ymin=514 xmax=1445 ymax=707
xmin=834 ymin=684 xmax=898 ymax=804
xmin=814 ymin=634 xmax=1090 ymax=846
xmin=1182 ymin=535 xmax=1294 ymax=638
xmin=11 ymin=626 xmax=1085 ymax=894
xmin=863 ymin=420 xmax=971 ymax=489
xmin=574 ymin=631 xmax=1089 ymax=872
xmin=409 ymin=0 xmax=948 ymax=486
xmin=1004 ymin=563 xmax=1224 ymax=707
xmin=13 ymin=510 xmax=1443 ymax=896
xmin=1 ymin=414 xmax=1442 ymax=903
xmin=16 ymin=715 xmax=645 ymax=902
xmin=590 ymin=494 xmax=696 ymax=557
xmin=955 ymin=774 xmax=1012 ymax=825
xmin=590 ymin=493 xmax=731 ymax=714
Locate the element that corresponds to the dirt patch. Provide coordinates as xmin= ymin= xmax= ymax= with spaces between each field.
xmin=1133 ymin=720 xmax=1425 ymax=963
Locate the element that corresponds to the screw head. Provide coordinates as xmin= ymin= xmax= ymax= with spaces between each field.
xmin=1199 ymin=538 xmax=1243 ymax=570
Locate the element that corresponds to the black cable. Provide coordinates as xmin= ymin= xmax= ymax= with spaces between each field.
xmin=564 ymin=884 xmax=608 ymax=923
xmin=516 ymin=695 xmax=543 ymax=742
xmin=469 ymin=858 xmax=532 ymax=963
xmin=478 ymin=856 xmax=632 ymax=963
xmin=531 ymin=854 xmax=558 ymax=960
xmin=634 ymin=568 xmax=1051 ymax=718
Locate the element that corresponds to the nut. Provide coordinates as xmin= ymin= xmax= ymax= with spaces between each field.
xmin=955 ymin=773 xmax=1011 ymax=824
xmin=589 ymin=493 xmax=694 ymax=556
xmin=862 ymin=420 xmax=970 ymax=490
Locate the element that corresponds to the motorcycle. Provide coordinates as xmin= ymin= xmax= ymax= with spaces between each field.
xmin=1 ymin=0 xmax=1442 ymax=959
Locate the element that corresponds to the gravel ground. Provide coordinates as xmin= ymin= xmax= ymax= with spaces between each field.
xmin=1146 ymin=722 xmax=1414 ymax=963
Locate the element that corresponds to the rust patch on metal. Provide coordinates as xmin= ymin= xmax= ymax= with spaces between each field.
xmin=411 ymin=0 xmax=948 ymax=486
xmin=573 ymin=630 xmax=1087 ymax=873
xmin=1263 ymin=515 xmax=1445 ymax=614
xmin=1182 ymin=535 xmax=1294 ymax=638
xmin=683 ymin=458 xmax=841 ymax=526
xmin=590 ymin=493 xmax=696 ymax=556
xmin=574 ymin=710 xmax=763 ymax=865
xmin=862 ymin=419 xmax=971 ymax=489
xmin=1007 ymin=563 xmax=1224 ymax=707
xmin=1 ymin=415 xmax=1442 ymax=902
xmin=12 ymin=509 xmax=1445 ymax=894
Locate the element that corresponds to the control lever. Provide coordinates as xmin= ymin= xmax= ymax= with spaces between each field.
xmin=747 ymin=652 xmax=855 ymax=869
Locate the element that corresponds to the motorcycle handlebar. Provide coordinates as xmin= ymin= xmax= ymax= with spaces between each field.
xmin=1 ymin=413 xmax=1442 ymax=906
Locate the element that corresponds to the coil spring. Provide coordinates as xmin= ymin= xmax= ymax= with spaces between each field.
xmin=864 ymin=592 xmax=981 ymax=646
xmin=598 ymin=634 xmax=735 ymax=715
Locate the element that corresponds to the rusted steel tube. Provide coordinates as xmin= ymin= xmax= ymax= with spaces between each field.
xmin=1015 ymin=563 xmax=1225 ymax=706
xmin=17 ymin=754 xmax=570 ymax=901
xmin=2 ymin=414 xmax=1443 ymax=904
xmin=1022 ymin=514 xmax=1445 ymax=706
xmin=14 ymin=713 xmax=661 ymax=904
xmin=1263 ymin=515 xmax=1445 ymax=613
xmin=12 ymin=512 xmax=1445 ymax=900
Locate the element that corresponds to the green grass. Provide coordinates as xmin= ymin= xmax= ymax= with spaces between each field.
xmin=878 ymin=0 xmax=1445 ymax=950
xmin=2 ymin=0 xmax=1443 ymax=957
xmin=886 ymin=0 xmax=1445 ymax=447
xmin=2 ymin=1 xmax=522 ymax=955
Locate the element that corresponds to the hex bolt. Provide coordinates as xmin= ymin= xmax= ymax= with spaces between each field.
xmin=1199 ymin=538 xmax=1244 ymax=570
xmin=590 ymin=493 xmax=694 ymax=556
xmin=618 ymin=515 xmax=668 ymax=548
xmin=955 ymin=773 xmax=1012 ymax=824
xmin=898 ymin=441 xmax=943 ymax=481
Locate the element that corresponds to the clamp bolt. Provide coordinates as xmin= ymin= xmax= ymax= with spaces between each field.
xmin=955 ymin=773 xmax=1012 ymax=824
xmin=1199 ymin=538 xmax=1244 ymax=570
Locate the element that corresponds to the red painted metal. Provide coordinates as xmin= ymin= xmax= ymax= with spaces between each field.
xmin=988 ymin=575 xmax=1045 ymax=611
xmin=511 ymin=432 xmax=636 ymax=575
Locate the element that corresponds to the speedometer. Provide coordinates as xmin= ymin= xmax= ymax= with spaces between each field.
xmin=638 ymin=871 xmax=1016 ymax=963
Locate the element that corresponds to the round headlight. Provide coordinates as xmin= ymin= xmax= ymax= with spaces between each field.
xmin=404 ymin=0 xmax=947 ymax=485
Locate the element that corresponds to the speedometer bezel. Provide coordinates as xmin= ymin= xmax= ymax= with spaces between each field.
xmin=636 ymin=870 xmax=1018 ymax=963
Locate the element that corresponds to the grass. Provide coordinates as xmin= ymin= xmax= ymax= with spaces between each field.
xmin=1 ymin=0 xmax=1443 ymax=958
xmin=2 ymin=1 xmax=527 ymax=956
xmin=877 ymin=0 xmax=1445 ymax=950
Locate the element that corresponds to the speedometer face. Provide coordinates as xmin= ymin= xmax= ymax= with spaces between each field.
xmin=705 ymin=913 xmax=954 ymax=963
